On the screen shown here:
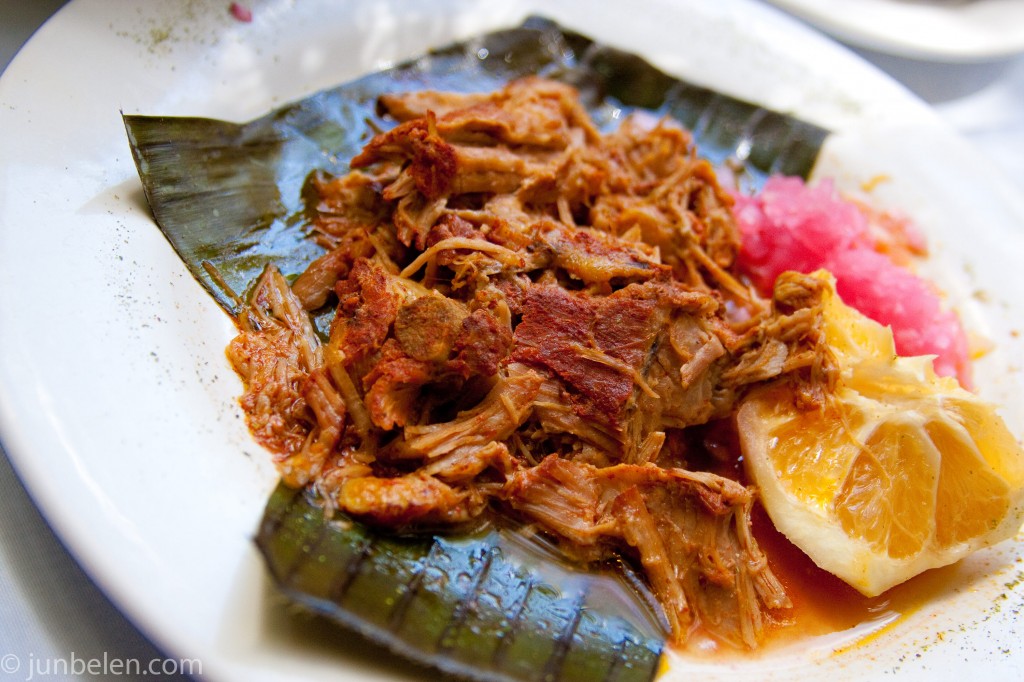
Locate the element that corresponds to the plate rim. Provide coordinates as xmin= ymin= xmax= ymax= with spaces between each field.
xmin=764 ymin=0 xmax=1024 ymax=62
xmin=1 ymin=1 xmax=1023 ymax=681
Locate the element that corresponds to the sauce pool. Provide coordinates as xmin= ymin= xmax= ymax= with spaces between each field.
xmin=681 ymin=420 xmax=961 ymax=657
xmin=749 ymin=502 xmax=960 ymax=653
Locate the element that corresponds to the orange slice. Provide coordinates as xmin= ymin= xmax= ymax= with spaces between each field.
xmin=738 ymin=271 xmax=1024 ymax=596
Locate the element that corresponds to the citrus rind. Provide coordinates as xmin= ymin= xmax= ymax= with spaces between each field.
xmin=739 ymin=271 xmax=1024 ymax=596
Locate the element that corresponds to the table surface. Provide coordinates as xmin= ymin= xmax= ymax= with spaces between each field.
xmin=1 ymin=1 xmax=1023 ymax=680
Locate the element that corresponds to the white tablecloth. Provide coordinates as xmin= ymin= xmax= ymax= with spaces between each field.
xmin=1 ymin=1 xmax=1022 ymax=680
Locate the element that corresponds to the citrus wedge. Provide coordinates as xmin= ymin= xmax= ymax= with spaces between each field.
xmin=738 ymin=271 xmax=1024 ymax=596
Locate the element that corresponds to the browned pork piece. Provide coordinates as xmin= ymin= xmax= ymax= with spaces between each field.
xmin=503 ymin=456 xmax=790 ymax=649
xmin=227 ymin=76 xmax=836 ymax=648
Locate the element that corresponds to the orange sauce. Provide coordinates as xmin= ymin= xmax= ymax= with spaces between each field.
xmin=681 ymin=420 xmax=962 ymax=657
xmin=749 ymin=502 xmax=959 ymax=651
xmin=751 ymin=504 xmax=890 ymax=635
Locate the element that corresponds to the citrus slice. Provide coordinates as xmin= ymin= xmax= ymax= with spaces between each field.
xmin=738 ymin=270 xmax=1024 ymax=596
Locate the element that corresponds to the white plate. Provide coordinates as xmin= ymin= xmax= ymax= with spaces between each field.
xmin=2 ymin=1 xmax=1024 ymax=680
xmin=764 ymin=0 xmax=1024 ymax=62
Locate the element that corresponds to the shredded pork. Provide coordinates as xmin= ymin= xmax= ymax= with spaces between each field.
xmin=227 ymin=77 xmax=836 ymax=649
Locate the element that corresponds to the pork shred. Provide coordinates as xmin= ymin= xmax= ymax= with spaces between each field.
xmin=228 ymin=77 xmax=837 ymax=649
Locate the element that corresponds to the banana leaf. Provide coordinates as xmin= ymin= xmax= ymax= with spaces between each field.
xmin=258 ymin=484 xmax=665 ymax=682
xmin=124 ymin=15 xmax=830 ymax=682
xmin=124 ymin=15 xmax=827 ymax=314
